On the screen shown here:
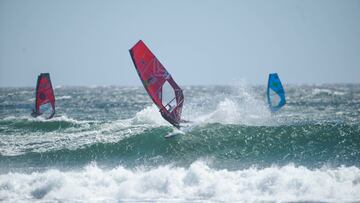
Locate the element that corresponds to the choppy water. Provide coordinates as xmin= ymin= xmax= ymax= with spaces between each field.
xmin=1 ymin=84 xmax=360 ymax=202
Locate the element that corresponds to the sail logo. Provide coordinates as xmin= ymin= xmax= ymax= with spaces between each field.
xmin=39 ymin=93 xmax=46 ymax=100
xmin=144 ymin=76 xmax=157 ymax=87
xmin=272 ymin=82 xmax=279 ymax=87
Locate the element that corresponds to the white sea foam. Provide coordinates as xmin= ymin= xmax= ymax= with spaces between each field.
xmin=0 ymin=161 xmax=359 ymax=202
xmin=56 ymin=95 xmax=72 ymax=100
xmin=131 ymin=105 xmax=170 ymax=126
xmin=188 ymin=82 xmax=275 ymax=126
xmin=1 ymin=115 xmax=88 ymax=125
xmin=312 ymin=88 xmax=346 ymax=96
xmin=312 ymin=88 xmax=333 ymax=95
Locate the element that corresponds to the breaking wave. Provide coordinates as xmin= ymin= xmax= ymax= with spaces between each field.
xmin=0 ymin=161 xmax=359 ymax=202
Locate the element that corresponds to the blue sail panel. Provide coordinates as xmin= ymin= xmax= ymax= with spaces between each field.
xmin=267 ymin=73 xmax=286 ymax=112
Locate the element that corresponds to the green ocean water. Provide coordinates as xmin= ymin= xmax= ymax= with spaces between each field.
xmin=0 ymin=84 xmax=360 ymax=201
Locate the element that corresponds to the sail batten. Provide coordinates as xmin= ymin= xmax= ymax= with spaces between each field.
xmin=129 ymin=40 xmax=184 ymax=127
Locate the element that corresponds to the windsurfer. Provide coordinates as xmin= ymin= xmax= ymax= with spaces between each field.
xmin=31 ymin=109 xmax=40 ymax=117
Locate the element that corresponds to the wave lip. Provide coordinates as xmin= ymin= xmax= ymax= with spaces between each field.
xmin=0 ymin=161 xmax=359 ymax=202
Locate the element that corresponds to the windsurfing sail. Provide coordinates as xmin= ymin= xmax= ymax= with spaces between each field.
xmin=129 ymin=40 xmax=184 ymax=128
xmin=267 ymin=73 xmax=286 ymax=112
xmin=32 ymin=73 xmax=55 ymax=119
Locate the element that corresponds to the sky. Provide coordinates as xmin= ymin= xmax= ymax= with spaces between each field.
xmin=0 ymin=0 xmax=359 ymax=87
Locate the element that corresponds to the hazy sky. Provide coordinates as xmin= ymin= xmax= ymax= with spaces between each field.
xmin=0 ymin=0 xmax=359 ymax=87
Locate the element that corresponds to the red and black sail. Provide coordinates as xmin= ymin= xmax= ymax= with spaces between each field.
xmin=129 ymin=40 xmax=184 ymax=127
xmin=33 ymin=73 xmax=55 ymax=119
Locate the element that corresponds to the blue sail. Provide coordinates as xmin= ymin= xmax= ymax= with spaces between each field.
xmin=267 ymin=73 xmax=286 ymax=112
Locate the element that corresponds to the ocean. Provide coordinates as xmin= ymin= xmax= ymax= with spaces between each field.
xmin=0 ymin=83 xmax=359 ymax=202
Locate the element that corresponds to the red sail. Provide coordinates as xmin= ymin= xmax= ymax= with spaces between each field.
xmin=34 ymin=73 xmax=55 ymax=118
xmin=129 ymin=40 xmax=184 ymax=127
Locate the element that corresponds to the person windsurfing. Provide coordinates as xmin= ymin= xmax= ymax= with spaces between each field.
xmin=31 ymin=73 xmax=56 ymax=119
xmin=129 ymin=40 xmax=185 ymax=128
xmin=267 ymin=73 xmax=286 ymax=112
xmin=31 ymin=108 xmax=41 ymax=117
